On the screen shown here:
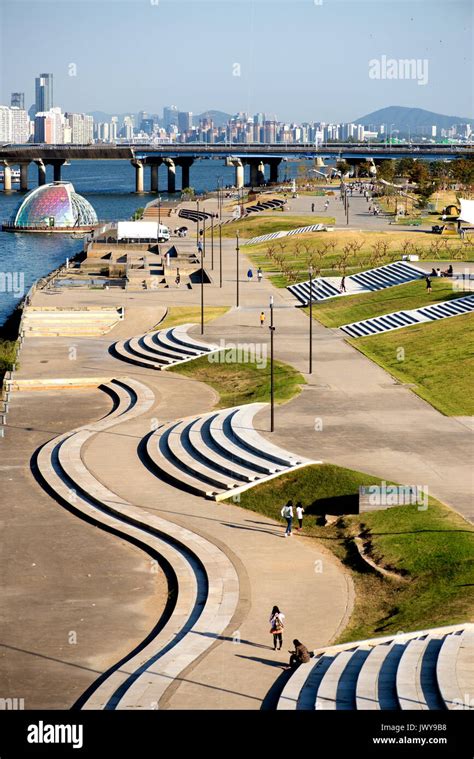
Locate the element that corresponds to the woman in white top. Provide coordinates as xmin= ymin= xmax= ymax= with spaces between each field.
xmin=269 ymin=605 xmax=285 ymax=651
xmin=296 ymin=502 xmax=305 ymax=531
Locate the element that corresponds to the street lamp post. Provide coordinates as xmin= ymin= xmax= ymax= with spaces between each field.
xmin=203 ymin=210 xmax=206 ymax=261
xmin=196 ymin=199 xmax=199 ymax=245
xmin=309 ymin=265 xmax=313 ymax=374
xmin=236 ymin=230 xmax=240 ymax=307
xmin=269 ymin=295 xmax=275 ymax=432
xmin=211 ymin=213 xmax=214 ymax=270
xmin=200 ymin=235 xmax=204 ymax=335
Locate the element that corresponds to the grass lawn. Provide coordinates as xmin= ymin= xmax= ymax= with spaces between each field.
xmin=229 ymin=464 xmax=474 ymax=641
xmin=244 ymin=229 xmax=471 ymax=288
xmin=169 ymin=352 xmax=305 ymax=408
xmin=308 ymin=279 xmax=463 ymax=328
xmin=220 ymin=214 xmax=334 ymax=239
xmin=151 ymin=306 xmax=229 ymax=331
xmin=348 ymin=312 xmax=474 ymax=416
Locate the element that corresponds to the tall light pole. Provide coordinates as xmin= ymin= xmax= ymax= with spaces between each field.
xmin=309 ymin=264 xmax=313 ymax=374
xmin=269 ymin=295 xmax=275 ymax=432
xmin=211 ymin=213 xmax=214 ymax=270
xmin=200 ymin=236 xmax=204 ymax=335
xmin=196 ymin=199 xmax=199 ymax=245
xmin=236 ymin=230 xmax=240 ymax=307
xmin=203 ymin=209 xmax=206 ymax=261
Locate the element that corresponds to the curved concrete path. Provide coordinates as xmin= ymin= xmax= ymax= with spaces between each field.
xmin=82 ymin=371 xmax=353 ymax=709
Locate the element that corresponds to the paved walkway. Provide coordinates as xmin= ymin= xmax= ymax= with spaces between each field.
xmin=2 ymin=193 xmax=472 ymax=710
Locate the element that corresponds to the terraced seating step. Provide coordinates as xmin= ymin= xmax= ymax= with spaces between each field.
xmin=287 ymin=261 xmax=426 ymax=306
xmin=276 ymin=624 xmax=472 ymax=711
xmin=340 ymin=294 xmax=474 ymax=338
xmin=145 ymin=401 xmax=317 ymax=500
xmin=112 ymin=323 xmax=220 ymax=370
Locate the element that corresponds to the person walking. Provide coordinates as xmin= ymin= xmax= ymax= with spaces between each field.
xmin=296 ymin=502 xmax=305 ymax=531
xmin=257 ymin=267 xmax=263 ymax=283
xmin=260 ymin=311 xmax=266 ymax=327
xmin=425 ymin=275 xmax=432 ymax=294
xmin=287 ymin=639 xmax=311 ymax=669
xmin=269 ymin=606 xmax=285 ymax=651
xmin=340 ymin=276 xmax=346 ymax=293
xmin=311 ymin=202 xmax=315 ymax=213
xmin=281 ymin=500 xmax=294 ymax=537
xmin=247 ymin=268 xmax=253 ymax=282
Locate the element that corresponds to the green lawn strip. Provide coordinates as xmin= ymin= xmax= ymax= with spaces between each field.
xmin=347 ymin=313 xmax=474 ymax=416
xmin=0 ymin=339 xmax=17 ymax=387
xmin=151 ymin=306 xmax=229 ymax=331
xmin=169 ymin=353 xmax=305 ymax=408
xmin=226 ymin=463 xmax=474 ymax=640
xmin=308 ymin=279 xmax=462 ymax=328
xmin=242 ymin=231 xmax=469 ymax=288
xmin=221 ymin=215 xmax=334 ymax=239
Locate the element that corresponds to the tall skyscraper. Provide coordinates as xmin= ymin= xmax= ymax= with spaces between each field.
xmin=163 ymin=105 xmax=179 ymax=130
xmin=178 ymin=111 xmax=192 ymax=133
xmin=11 ymin=92 xmax=25 ymax=109
xmin=35 ymin=73 xmax=54 ymax=114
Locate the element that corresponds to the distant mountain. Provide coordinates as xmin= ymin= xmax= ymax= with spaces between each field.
xmin=196 ymin=110 xmax=232 ymax=128
xmin=353 ymin=106 xmax=473 ymax=133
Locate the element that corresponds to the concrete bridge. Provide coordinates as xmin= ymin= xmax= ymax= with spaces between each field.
xmin=0 ymin=142 xmax=471 ymax=193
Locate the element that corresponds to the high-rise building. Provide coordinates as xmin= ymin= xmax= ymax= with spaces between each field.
xmin=110 ymin=117 xmax=118 ymax=142
xmin=34 ymin=107 xmax=65 ymax=144
xmin=0 ymin=106 xmax=12 ymax=142
xmin=65 ymin=112 xmax=94 ymax=144
xmin=0 ymin=106 xmax=30 ymax=143
xmin=35 ymin=73 xmax=54 ymax=114
xmin=140 ymin=118 xmax=154 ymax=135
xmin=10 ymin=107 xmax=30 ymax=143
xmin=178 ymin=111 xmax=192 ymax=133
xmin=11 ymin=92 xmax=25 ymax=109
xmin=163 ymin=105 xmax=179 ymax=130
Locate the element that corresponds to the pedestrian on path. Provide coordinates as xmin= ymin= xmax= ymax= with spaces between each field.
xmin=281 ymin=500 xmax=294 ymax=536
xmin=425 ymin=275 xmax=432 ymax=293
xmin=247 ymin=268 xmax=253 ymax=282
xmin=340 ymin=276 xmax=346 ymax=293
xmin=260 ymin=311 xmax=266 ymax=327
xmin=269 ymin=606 xmax=285 ymax=651
xmin=311 ymin=202 xmax=315 ymax=213
xmin=287 ymin=639 xmax=311 ymax=669
xmin=296 ymin=502 xmax=305 ymax=531
xmin=197 ymin=241 xmax=203 ymax=254
xmin=257 ymin=267 xmax=263 ymax=283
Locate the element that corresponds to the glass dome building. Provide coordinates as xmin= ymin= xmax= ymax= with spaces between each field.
xmin=8 ymin=181 xmax=98 ymax=230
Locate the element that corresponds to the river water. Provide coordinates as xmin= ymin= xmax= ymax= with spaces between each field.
xmin=0 ymin=158 xmax=304 ymax=326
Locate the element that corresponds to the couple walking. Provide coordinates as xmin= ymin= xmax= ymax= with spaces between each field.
xmin=280 ymin=500 xmax=304 ymax=536
xmin=269 ymin=605 xmax=311 ymax=669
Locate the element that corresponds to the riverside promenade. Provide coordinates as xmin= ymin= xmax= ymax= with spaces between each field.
xmin=1 ymin=193 xmax=472 ymax=710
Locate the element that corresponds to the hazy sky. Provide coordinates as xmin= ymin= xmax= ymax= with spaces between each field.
xmin=0 ymin=0 xmax=472 ymax=121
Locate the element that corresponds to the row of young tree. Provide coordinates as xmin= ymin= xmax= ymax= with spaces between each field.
xmin=337 ymin=158 xmax=473 ymax=185
xmin=336 ymin=158 xmax=473 ymax=206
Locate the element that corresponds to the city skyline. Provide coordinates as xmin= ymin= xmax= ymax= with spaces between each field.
xmin=1 ymin=0 xmax=472 ymax=122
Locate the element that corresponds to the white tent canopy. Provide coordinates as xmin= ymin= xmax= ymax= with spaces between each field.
xmin=459 ymin=199 xmax=474 ymax=225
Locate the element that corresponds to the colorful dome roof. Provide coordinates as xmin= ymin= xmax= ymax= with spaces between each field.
xmin=11 ymin=182 xmax=98 ymax=229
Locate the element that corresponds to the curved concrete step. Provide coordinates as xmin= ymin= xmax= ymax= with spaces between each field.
xmin=355 ymin=641 xmax=403 ymax=710
xmin=437 ymin=629 xmax=474 ymax=710
xmin=315 ymin=647 xmax=371 ymax=710
xmin=112 ymin=323 xmax=219 ymax=371
xmin=230 ymin=404 xmax=302 ymax=466
xmin=188 ymin=415 xmax=263 ymax=483
xmin=146 ymin=403 xmax=316 ymax=500
xmin=396 ymin=635 xmax=445 ymax=710
xmin=113 ymin=339 xmax=162 ymax=370
xmin=35 ymin=376 xmax=239 ymax=710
